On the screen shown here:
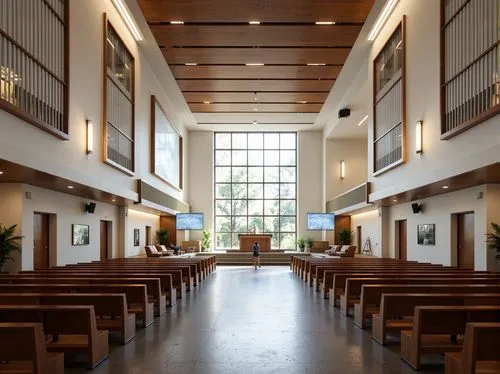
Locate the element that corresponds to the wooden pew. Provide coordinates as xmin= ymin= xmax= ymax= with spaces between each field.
xmin=350 ymin=284 xmax=500 ymax=327
xmin=445 ymin=322 xmax=500 ymax=374
xmin=5 ymin=273 xmax=175 ymax=311
xmin=0 ymin=322 xmax=64 ymax=374
xmin=400 ymin=305 xmax=500 ymax=370
xmin=0 ymin=283 xmax=154 ymax=328
xmin=0 ymin=305 xmax=109 ymax=369
xmin=340 ymin=277 xmax=500 ymax=316
xmin=0 ymin=293 xmax=136 ymax=344
xmin=370 ymin=293 xmax=500 ymax=344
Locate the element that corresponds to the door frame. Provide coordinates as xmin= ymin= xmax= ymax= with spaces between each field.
xmin=356 ymin=226 xmax=362 ymax=254
xmin=452 ymin=211 xmax=475 ymax=269
xmin=395 ymin=219 xmax=407 ymax=260
xmin=100 ymin=220 xmax=112 ymax=260
xmin=33 ymin=212 xmax=57 ymax=268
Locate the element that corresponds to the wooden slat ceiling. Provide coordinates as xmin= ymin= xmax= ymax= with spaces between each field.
xmin=138 ymin=0 xmax=375 ymax=122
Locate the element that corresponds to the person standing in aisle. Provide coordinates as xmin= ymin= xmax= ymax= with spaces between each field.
xmin=252 ymin=241 xmax=261 ymax=269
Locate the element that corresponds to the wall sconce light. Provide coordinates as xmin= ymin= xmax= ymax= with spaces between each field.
xmin=86 ymin=120 xmax=94 ymax=155
xmin=416 ymin=120 xmax=423 ymax=154
xmin=340 ymin=160 xmax=346 ymax=179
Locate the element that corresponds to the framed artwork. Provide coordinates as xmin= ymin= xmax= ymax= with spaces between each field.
xmin=151 ymin=95 xmax=183 ymax=190
xmin=72 ymin=224 xmax=90 ymax=246
xmin=134 ymin=228 xmax=140 ymax=246
xmin=417 ymin=224 xmax=435 ymax=245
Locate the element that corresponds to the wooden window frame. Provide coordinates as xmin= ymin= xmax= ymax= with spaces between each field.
xmin=0 ymin=0 xmax=70 ymax=139
xmin=102 ymin=14 xmax=135 ymax=176
xmin=150 ymin=95 xmax=183 ymax=191
xmin=372 ymin=16 xmax=407 ymax=177
xmin=440 ymin=0 xmax=500 ymax=140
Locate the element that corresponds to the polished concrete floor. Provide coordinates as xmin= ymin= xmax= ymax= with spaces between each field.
xmin=73 ymin=266 xmax=443 ymax=374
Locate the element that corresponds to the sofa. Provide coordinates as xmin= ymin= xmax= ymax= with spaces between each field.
xmin=145 ymin=245 xmax=162 ymax=257
xmin=155 ymin=245 xmax=174 ymax=256
xmin=325 ymin=245 xmax=356 ymax=257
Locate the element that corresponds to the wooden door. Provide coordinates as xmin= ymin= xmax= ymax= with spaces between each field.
xmin=100 ymin=221 xmax=109 ymax=261
xmin=33 ymin=213 xmax=49 ymax=269
xmin=145 ymin=226 xmax=152 ymax=246
xmin=356 ymin=226 xmax=362 ymax=253
xmin=458 ymin=212 xmax=475 ymax=269
xmin=398 ymin=220 xmax=407 ymax=261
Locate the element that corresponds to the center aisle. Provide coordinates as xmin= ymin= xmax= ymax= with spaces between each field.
xmin=83 ymin=266 xmax=438 ymax=374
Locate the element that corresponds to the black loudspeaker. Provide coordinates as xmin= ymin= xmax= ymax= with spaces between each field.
xmin=338 ymin=108 xmax=351 ymax=118
xmin=85 ymin=202 xmax=96 ymax=214
xmin=411 ymin=203 xmax=422 ymax=214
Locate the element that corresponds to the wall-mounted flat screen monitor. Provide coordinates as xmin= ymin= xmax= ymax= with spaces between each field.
xmin=176 ymin=213 xmax=204 ymax=230
xmin=307 ymin=213 xmax=335 ymax=231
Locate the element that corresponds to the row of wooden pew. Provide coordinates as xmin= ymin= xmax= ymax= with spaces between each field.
xmin=291 ymin=255 xmax=500 ymax=373
xmin=0 ymin=255 xmax=216 ymax=373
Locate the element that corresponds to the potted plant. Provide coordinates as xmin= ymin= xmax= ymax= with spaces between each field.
xmin=201 ymin=229 xmax=211 ymax=252
xmin=486 ymin=222 xmax=500 ymax=259
xmin=338 ymin=229 xmax=353 ymax=245
xmin=0 ymin=224 xmax=22 ymax=272
xmin=155 ymin=228 xmax=169 ymax=246
xmin=305 ymin=237 xmax=314 ymax=252
xmin=296 ymin=238 xmax=306 ymax=252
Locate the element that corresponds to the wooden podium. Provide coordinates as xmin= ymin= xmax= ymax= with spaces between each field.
xmin=238 ymin=234 xmax=272 ymax=251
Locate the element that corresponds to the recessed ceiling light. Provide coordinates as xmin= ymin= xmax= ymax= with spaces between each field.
xmin=67 ymin=185 xmax=74 ymax=189
xmin=246 ymin=63 xmax=264 ymax=66
xmin=442 ymin=185 xmax=449 ymax=189
xmin=315 ymin=21 xmax=336 ymax=25
xmin=112 ymin=199 xmax=116 ymax=202
xmin=253 ymin=108 xmax=258 ymax=111
xmin=249 ymin=21 xmax=261 ymax=25
xmin=252 ymin=120 xmax=258 ymax=125
xmin=307 ymin=63 xmax=326 ymax=66
xmin=170 ymin=21 xmax=184 ymax=25
xmin=253 ymin=97 xmax=258 ymax=101
xmin=203 ymin=101 xmax=211 ymax=104
xmin=0 ymin=171 xmax=3 ymax=175
xmin=393 ymin=199 xmax=398 ymax=203
xmin=297 ymin=101 xmax=308 ymax=104
xmin=357 ymin=115 xmax=369 ymax=126
xmin=185 ymin=63 xmax=198 ymax=66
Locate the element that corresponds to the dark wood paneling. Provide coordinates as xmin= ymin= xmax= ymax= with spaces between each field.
xmin=178 ymin=79 xmax=334 ymax=92
xmin=100 ymin=221 xmax=108 ymax=261
xmin=189 ymin=102 xmax=322 ymax=112
xmin=398 ymin=220 xmax=407 ymax=261
xmin=184 ymin=92 xmax=328 ymax=103
xmin=458 ymin=212 xmax=475 ymax=270
xmin=160 ymin=216 xmax=177 ymax=246
xmin=164 ymin=48 xmax=351 ymax=65
xmin=33 ymin=213 xmax=49 ymax=270
xmin=151 ymin=25 xmax=362 ymax=47
xmin=138 ymin=0 xmax=374 ymax=23
xmin=334 ymin=215 xmax=351 ymax=245
xmin=170 ymin=65 xmax=342 ymax=79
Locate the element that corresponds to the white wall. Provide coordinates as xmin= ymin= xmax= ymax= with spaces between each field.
xmin=367 ymin=0 xmax=500 ymax=202
xmin=126 ymin=209 xmax=160 ymax=257
xmin=187 ymin=131 xmax=214 ymax=244
xmin=20 ymin=184 xmax=120 ymax=269
xmin=325 ymin=138 xmax=368 ymax=200
xmin=298 ymin=131 xmax=324 ymax=241
xmin=0 ymin=184 xmax=23 ymax=272
xmin=388 ymin=185 xmax=488 ymax=269
xmin=350 ymin=209 xmax=381 ymax=257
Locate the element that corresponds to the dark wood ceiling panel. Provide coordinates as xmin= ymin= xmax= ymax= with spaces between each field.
xmin=138 ymin=0 xmax=374 ymax=23
xmin=164 ymin=47 xmax=351 ymax=65
xmin=189 ymin=103 xmax=323 ymax=113
xmin=170 ymin=65 xmax=342 ymax=79
xmin=183 ymin=92 xmax=329 ymax=103
xmin=150 ymin=25 xmax=362 ymax=47
xmin=177 ymin=79 xmax=334 ymax=92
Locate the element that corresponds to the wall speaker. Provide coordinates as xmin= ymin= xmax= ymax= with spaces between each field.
xmin=338 ymin=108 xmax=351 ymax=118
xmin=411 ymin=203 xmax=422 ymax=214
xmin=85 ymin=202 xmax=96 ymax=214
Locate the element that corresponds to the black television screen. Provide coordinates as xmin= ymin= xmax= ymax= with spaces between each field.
xmin=307 ymin=213 xmax=335 ymax=231
xmin=176 ymin=213 xmax=204 ymax=230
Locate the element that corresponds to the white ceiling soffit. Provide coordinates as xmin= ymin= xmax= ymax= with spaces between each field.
xmin=318 ymin=0 xmax=388 ymax=139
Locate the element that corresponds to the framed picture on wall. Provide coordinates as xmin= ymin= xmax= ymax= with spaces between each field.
xmin=134 ymin=229 xmax=140 ymax=247
xmin=72 ymin=224 xmax=89 ymax=246
xmin=417 ymin=224 xmax=435 ymax=245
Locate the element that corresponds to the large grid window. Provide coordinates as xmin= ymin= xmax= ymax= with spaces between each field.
xmin=104 ymin=17 xmax=134 ymax=174
xmin=441 ymin=0 xmax=500 ymax=138
xmin=373 ymin=20 xmax=406 ymax=174
xmin=0 ymin=0 xmax=68 ymax=138
xmin=214 ymin=132 xmax=297 ymax=250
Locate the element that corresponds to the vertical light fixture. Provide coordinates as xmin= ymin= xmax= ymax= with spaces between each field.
xmin=86 ymin=120 xmax=94 ymax=155
xmin=111 ymin=0 xmax=144 ymax=41
xmin=340 ymin=160 xmax=346 ymax=179
xmin=416 ymin=120 xmax=423 ymax=154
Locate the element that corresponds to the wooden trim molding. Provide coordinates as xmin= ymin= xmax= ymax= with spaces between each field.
xmin=150 ymin=95 xmax=183 ymax=191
